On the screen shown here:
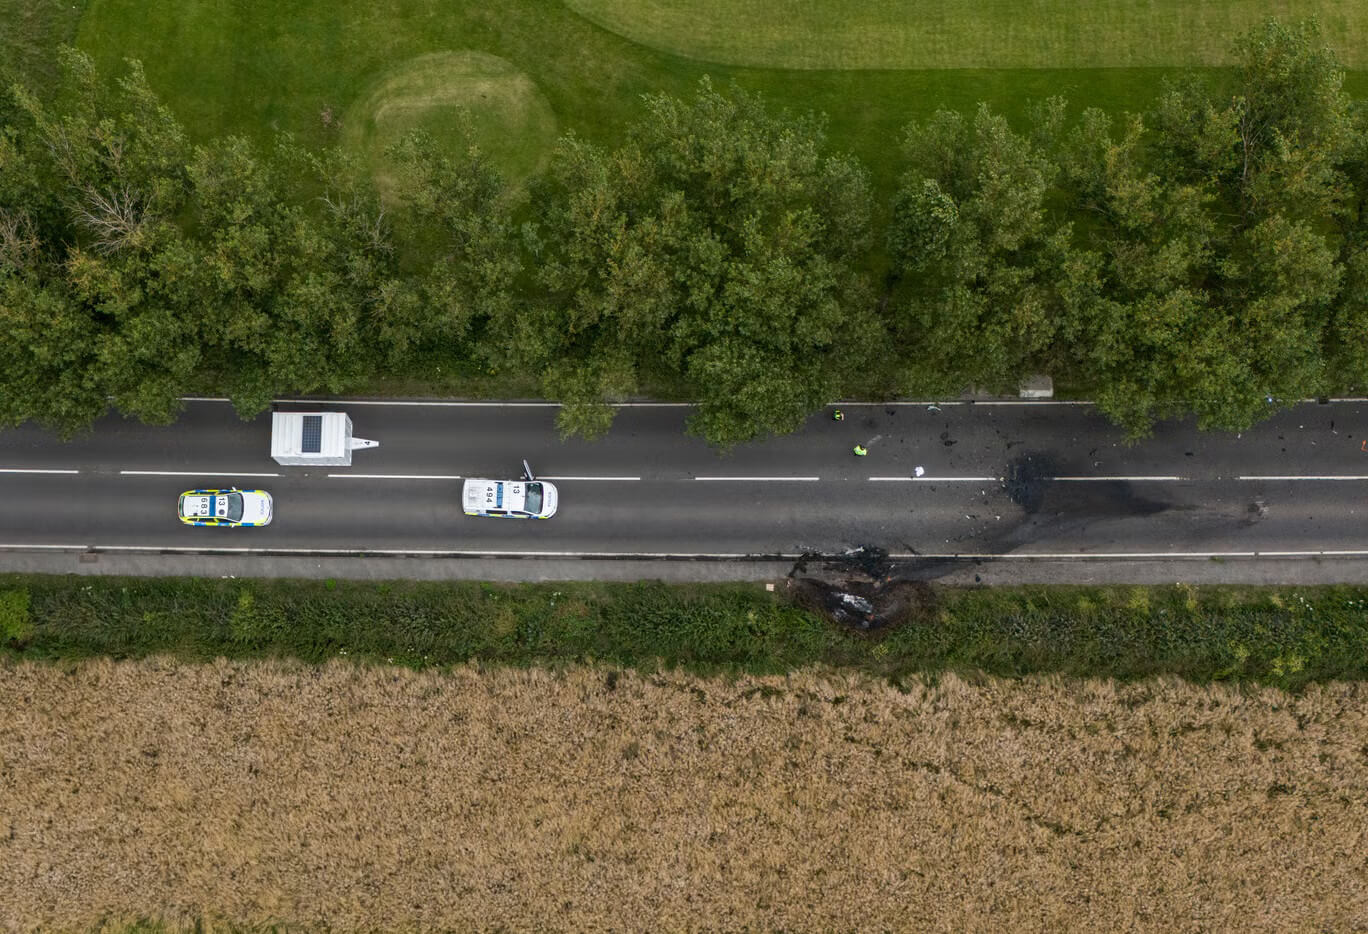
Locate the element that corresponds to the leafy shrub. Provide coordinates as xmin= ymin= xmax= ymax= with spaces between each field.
xmin=0 ymin=587 xmax=32 ymax=648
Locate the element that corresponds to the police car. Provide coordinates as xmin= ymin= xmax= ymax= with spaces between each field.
xmin=462 ymin=473 xmax=558 ymax=519
xmin=177 ymin=488 xmax=274 ymax=527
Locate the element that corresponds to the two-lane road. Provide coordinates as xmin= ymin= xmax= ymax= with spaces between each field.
xmin=1 ymin=398 xmax=1366 ymax=559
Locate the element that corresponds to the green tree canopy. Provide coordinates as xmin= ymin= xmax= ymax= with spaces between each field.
xmin=0 ymin=50 xmax=401 ymax=433
xmin=187 ymin=137 xmax=399 ymax=417
xmin=886 ymin=102 xmax=1096 ymax=396
xmin=383 ymin=129 xmax=521 ymax=373
xmin=1 ymin=48 xmax=200 ymax=432
xmin=523 ymin=78 xmax=879 ymax=445
xmin=1055 ymin=19 xmax=1351 ymax=433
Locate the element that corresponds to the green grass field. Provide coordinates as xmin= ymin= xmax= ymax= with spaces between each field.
xmin=52 ymin=0 xmax=1366 ymax=201
xmin=0 ymin=0 xmax=89 ymax=88
xmin=566 ymin=0 xmax=1368 ymax=69
xmin=341 ymin=50 xmax=559 ymax=190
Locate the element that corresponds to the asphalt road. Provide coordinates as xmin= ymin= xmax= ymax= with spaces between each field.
xmin=1 ymin=398 xmax=1366 ymax=569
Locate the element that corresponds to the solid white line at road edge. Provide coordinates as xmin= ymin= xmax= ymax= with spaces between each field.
xmin=0 ymin=468 xmax=81 ymax=474
xmin=7 ymin=545 xmax=1368 ymax=559
xmin=120 ymin=470 xmax=279 ymax=478
xmin=540 ymin=476 xmax=642 ymax=481
xmin=180 ymin=397 xmax=691 ymax=407
xmin=179 ymin=395 xmax=1368 ymax=408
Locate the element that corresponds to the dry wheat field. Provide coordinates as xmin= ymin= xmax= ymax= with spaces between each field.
xmin=2 ymin=658 xmax=1366 ymax=932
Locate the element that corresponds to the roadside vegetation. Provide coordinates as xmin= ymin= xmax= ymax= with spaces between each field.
xmin=3 ymin=575 xmax=1367 ymax=691
xmin=4 ymin=20 xmax=1368 ymax=444
xmin=2 ymin=658 xmax=1363 ymax=931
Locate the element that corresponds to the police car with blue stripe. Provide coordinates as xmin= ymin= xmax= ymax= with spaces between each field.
xmin=462 ymin=461 xmax=558 ymax=519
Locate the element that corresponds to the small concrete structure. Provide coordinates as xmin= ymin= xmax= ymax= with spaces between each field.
xmin=270 ymin=411 xmax=378 ymax=467
xmin=1019 ymin=375 xmax=1054 ymax=399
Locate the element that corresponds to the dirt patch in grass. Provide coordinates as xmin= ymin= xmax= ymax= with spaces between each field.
xmin=2 ymin=658 xmax=1365 ymax=931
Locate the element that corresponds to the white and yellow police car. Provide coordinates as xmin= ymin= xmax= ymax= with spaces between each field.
xmin=177 ymin=488 xmax=274 ymax=527
xmin=462 ymin=478 xmax=558 ymax=519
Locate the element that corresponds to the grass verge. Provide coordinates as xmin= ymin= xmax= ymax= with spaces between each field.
xmin=3 ymin=574 xmax=1366 ymax=690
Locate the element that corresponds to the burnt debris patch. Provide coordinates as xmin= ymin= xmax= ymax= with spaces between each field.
xmin=787 ymin=576 xmax=938 ymax=631
xmin=787 ymin=546 xmax=939 ymax=631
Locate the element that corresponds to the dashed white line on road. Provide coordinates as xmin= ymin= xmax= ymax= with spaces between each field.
xmin=328 ymin=473 xmax=463 ymax=480
xmin=694 ymin=476 xmax=821 ymax=482
xmin=872 ymin=475 xmax=1189 ymax=482
xmin=1052 ymin=476 xmax=1188 ymax=482
xmin=119 ymin=470 xmax=280 ymax=477
xmin=868 ymin=476 xmax=999 ymax=482
xmin=0 ymin=468 xmax=80 ymax=474
xmin=328 ymin=474 xmax=643 ymax=481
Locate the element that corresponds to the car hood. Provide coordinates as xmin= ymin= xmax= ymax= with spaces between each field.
xmin=240 ymin=491 xmax=273 ymax=524
xmin=538 ymin=482 xmax=558 ymax=518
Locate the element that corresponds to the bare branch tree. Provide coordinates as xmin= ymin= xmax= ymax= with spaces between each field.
xmin=319 ymin=191 xmax=392 ymax=255
xmin=74 ymin=185 xmax=153 ymax=254
xmin=0 ymin=211 xmax=42 ymax=272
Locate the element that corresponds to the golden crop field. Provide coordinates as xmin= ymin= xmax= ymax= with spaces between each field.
xmin=2 ymin=658 xmax=1366 ymax=932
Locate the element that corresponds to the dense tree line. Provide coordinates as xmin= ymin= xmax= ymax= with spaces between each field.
xmin=2 ymin=21 xmax=1366 ymax=444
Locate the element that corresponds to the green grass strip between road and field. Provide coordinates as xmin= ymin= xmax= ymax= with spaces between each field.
xmin=2 ymin=575 xmax=1365 ymax=691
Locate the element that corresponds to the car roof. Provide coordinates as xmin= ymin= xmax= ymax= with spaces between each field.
xmin=464 ymin=478 xmax=541 ymax=512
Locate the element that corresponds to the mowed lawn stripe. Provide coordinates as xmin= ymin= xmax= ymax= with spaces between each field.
xmin=563 ymin=0 xmax=1368 ymax=69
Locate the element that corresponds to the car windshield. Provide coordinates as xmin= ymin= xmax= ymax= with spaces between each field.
xmin=222 ymin=492 xmax=244 ymax=522
xmin=524 ymin=482 xmax=543 ymax=514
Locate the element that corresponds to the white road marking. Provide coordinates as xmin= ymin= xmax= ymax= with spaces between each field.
xmin=1051 ymin=475 xmax=1188 ymax=482
xmin=540 ymin=476 xmax=642 ymax=481
xmin=178 ymin=396 xmax=1368 ymax=408
xmin=868 ymin=476 xmax=999 ymax=482
xmin=834 ymin=400 xmax=1093 ymax=406
xmin=872 ymin=475 xmax=1187 ymax=482
xmin=0 ymin=468 xmax=80 ymax=474
xmin=328 ymin=473 xmax=463 ymax=480
xmin=119 ymin=470 xmax=280 ymax=478
xmin=6 ymin=545 xmax=1368 ymax=559
xmin=181 ymin=397 xmax=691 ymax=407
xmin=694 ymin=476 xmax=821 ymax=482
xmin=1238 ymin=475 xmax=1368 ymax=481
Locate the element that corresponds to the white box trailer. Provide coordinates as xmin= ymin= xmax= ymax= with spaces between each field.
xmin=270 ymin=411 xmax=378 ymax=467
